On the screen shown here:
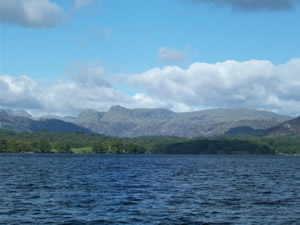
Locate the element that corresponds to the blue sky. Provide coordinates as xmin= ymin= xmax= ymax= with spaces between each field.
xmin=1 ymin=0 xmax=300 ymax=116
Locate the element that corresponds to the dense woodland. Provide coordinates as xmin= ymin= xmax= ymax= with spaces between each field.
xmin=0 ymin=129 xmax=299 ymax=155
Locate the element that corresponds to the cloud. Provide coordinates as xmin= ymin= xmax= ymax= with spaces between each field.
xmin=124 ymin=59 xmax=300 ymax=116
xmin=0 ymin=75 xmax=42 ymax=109
xmin=68 ymin=61 xmax=111 ymax=87
xmin=71 ymin=26 xmax=112 ymax=48
xmin=0 ymin=0 xmax=66 ymax=28
xmin=72 ymin=0 xmax=94 ymax=10
xmin=131 ymin=93 xmax=192 ymax=112
xmin=158 ymin=47 xmax=187 ymax=63
xmin=0 ymin=0 xmax=95 ymax=28
xmin=41 ymin=80 xmax=130 ymax=116
xmin=0 ymin=62 xmax=166 ymax=116
xmin=189 ymin=0 xmax=300 ymax=11
xmin=2 ymin=59 xmax=300 ymax=116
xmin=41 ymin=61 xmax=133 ymax=115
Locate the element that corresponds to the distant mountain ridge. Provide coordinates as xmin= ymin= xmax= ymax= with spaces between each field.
xmin=0 ymin=109 xmax=32 ymax=118
xmin=0 ymin=106 xmax=294 ymax=137
xmin=75 ymin=105 xmax=292 ymax=138
xmin=0 ymin=110 xmax=90 ymax=133
xmin=33 ymin=115 xmax=76 ymax=123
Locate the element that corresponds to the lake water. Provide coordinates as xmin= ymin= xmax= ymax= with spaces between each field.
xmin=0 ymin=154 xmax=299 ymax=224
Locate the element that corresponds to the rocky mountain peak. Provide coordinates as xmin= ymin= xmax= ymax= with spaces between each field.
xmin=77 ymin=109 xmax=104 ymax=123
xmin=109 ymin=105 xmax=131 ymax=114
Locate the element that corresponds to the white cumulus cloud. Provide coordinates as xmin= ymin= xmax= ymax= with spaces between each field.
xmin=0 ymin=62 xmax=168 ymax=116
xmin=2 ymin=59 xmax=300 ymax=116
xmin=124 ymin=59 xmax=300 ymax=116
xmin=0 ymin=75 xmax=41 ymax=109
xmin=40 ymin=61 xmax=133 ymax=115
xmin=0 ymin=0 xmax=66 ymax=28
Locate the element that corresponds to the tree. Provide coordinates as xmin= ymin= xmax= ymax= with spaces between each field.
xmin=108 ymin=141 xmax=124 ymax=154
xmin=92 ymin=141 xmax=106 ymax=154
xmin=39 ymin=139 xmax=52 ymax=153
xmin=7 ymin=140 xmax=33 ymax=153
xmin=206 ymin=143 xmax=217 ymax=154
xmin=125 ymin=143 xmax=146 ymax=154
xmin=0 ymin=139 xmax=8 ymax=152
xmin=223 ymin=146 xmax=232 ymax=154
xmin=54 ymin=142 xmax=72 ymax=153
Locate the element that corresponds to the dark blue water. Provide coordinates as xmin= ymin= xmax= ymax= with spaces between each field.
xmin=0 ymin=154 xmax=299 ymax=225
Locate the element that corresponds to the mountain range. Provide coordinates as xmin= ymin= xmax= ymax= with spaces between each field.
xmin=0 ymin=105 xmax=297 ymax=137
xmin=74 ymin=105 xmax=292 ymax=137
xmin=0 ymin=110 xmax=90 ymax=133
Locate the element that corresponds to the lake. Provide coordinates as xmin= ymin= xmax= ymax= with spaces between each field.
xmin=0 ymin=154 xmax=299 ymax=224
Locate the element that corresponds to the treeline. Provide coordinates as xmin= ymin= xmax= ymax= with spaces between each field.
xmin=224 ymin=133 xmax=300 ymax=155
xmin=0 ymin=128 xmax=299 ymax=155
xmin=0 ymin=129 xmax=180 ymax=154
xmin=153 ymin=138 xmax=275 ymax=155
xmin=255 ymin=136 xmax=300 ymax=155
xmin=92 ymin=141 xmax=146 ymax=154
xmin=0 ymin=138 xmax=74 ymax=153
xmin=0 ymin=138 xmax=147 ymax=154
xmin=0 ymin=129 xmax=184 ymax=154
xmin=0 ymin=129 xmax=116 ymax=148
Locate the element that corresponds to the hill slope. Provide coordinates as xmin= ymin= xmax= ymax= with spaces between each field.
xmin=267 ymin=116 xmax=300 ymax=135
xmin=0 ymin=111 xmax=91 ymax=133
xmin=75 ymin=105 xmax=291 ymax=138
xmin=0 ymin=109 xmax=32 ymax=118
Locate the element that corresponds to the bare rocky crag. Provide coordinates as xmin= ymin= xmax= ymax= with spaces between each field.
xmin=267 ymin=116 xmax=300 ymax=136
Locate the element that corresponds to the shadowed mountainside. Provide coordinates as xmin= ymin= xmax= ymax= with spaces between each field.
xmin=225 ymin=126 xmax=265 ymax=135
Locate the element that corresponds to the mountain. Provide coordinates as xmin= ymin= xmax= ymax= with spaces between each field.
xmin=225 ymin=126 xmax=265 ymax=135
xmin=0 ymin=111 xmax=90 ymax=133
xmin=0 ymin=106 xmax=292 ymax=137
xmin=0 ymin=109 xmax=32 ymax=118
xmin=266 ymin=116 xmax=300 ymax=135
xmin=33 ymin=115 xmax=76 ymax=123
xmin=75 ymin=105 xmax=291 ymax=138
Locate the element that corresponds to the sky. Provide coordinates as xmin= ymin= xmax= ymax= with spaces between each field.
xmin=1 ymin=0 xmax=300 ymax=116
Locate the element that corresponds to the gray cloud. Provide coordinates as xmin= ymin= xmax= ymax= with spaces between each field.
xmin=71 ymin=26 xmax=112 ymax=49
xmin=158 ymin=47 xmax=187 ymax=63
xmin=0 ymin=0 xmax=65 ymax=28
xmin=190 ymin=0 xmax=300 ymax=11
xmin=0 ymin=75 xmax=42 ymax=110
xmin=72 ymin=0 xmax=94 ymax=10
xmin=68 ymin=61 xmax=112 ymax=88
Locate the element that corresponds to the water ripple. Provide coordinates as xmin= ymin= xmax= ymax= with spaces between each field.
xmin=0 ymin=154 xmax=299 ymax=224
